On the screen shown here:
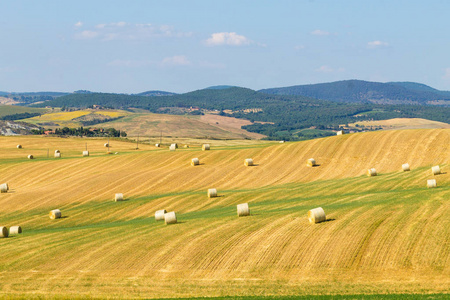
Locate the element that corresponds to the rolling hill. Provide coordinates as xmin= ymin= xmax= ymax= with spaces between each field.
xmin=0 ymin=129 xmax=448 ymax=298
xmin=259 ymin=80 xmax=450 ymax=105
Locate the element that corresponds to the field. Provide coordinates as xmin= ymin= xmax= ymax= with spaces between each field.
xmin=98 ymin=112 xmax=265 ymax=139
xmin=348 ymin=118 xmax=450 ymax=130
xmin=0 ymin=105 xmax=48 ymax=118
xmin=0 ymin=129 xmax=448 ymax=299
xmin=21 ymin=109 xmax=131 ymax=128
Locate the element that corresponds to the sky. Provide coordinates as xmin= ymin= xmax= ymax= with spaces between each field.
xmin=1 ymin=0 xmax=450 ymax=93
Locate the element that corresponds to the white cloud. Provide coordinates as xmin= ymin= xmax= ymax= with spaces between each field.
xmin=161 ymin=55 xmax=191 ymax=66
xmin=367 ymin=40 xmax=389 ymax=48
xmin=74 ymin=22 xmax=192 ymax=41
xmin=74 ymin=21 xmax=83 ymax=28
xmin=311 ymin=29 xmax=330 ymax=36
xmin=74 ymin=30 xmax=99 ymax=39
xmin=443 ymin=68 xmax=450 ymax=81
xmin=294 ymin=45 xmax=305 ymax=50
xmin=315 ymin=65 xmax=345 ymax=73
xmin=205 ymin=32 xmax=252 ymax=46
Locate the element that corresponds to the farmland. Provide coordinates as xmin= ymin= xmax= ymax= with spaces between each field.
xmin=0 ymin=129 xmax=448 ymax=299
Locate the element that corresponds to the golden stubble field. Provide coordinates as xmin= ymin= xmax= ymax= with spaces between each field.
xmin=0 ymin=129 xmax=448 ymax=299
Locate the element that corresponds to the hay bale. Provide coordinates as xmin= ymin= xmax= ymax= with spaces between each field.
xmin=155 ymin=143 xmax=160 ymax=147
xmin=207 ymin=188 xmax=217 ymax=198
xmin=279 ymin=141 xmax=285 ymax=143
xmin=169 ymin=144 xmax=176 ymax=151
xmin=164 ymin=211 xmax=177 ymax=224
xmin=54 ymin=152 xmax=61 ymax=158
xmin=306 ymin=158 xmax=316 ymax=167
xmin=237 ymin=203 xmax=250 ymax=217
xmin=82 ymin=151 xmax=89 ymax=156
xmin=0 ymin=183 xmax=8 ymax=193
xmin=244 ymin=158 xmax=254 ymax=166
xmin=114 ymin=193 xmax=124 ymax=202
xmin=55 ymin=150 xmax=60 ymax=154
xmin=202 ymin=144 xmax=210 ymax=151
xmin=402 ymin=163 xmax=410 ymax=171
xmin=432 ymin=165 xmax=441 ymax=175
xmin=308 ymin=207 xmax=326 ymax=224
xmin=104 ymin=143 xmax=109 ymax=147
xmin=17 ymin=145 xmax=22 ymax=149
xmin=0 ymin=226 xmax=8 ymax=238
xmin=367 ymin=168 xmax=377 ymax=176
xmin=337 ymin=130 xmax=344 ymax=135
xmin=427 ymin=179 xmax=437 ymax=188
xmin=184 ymin=145 xmax=189 ymax=148
xmin=9 ymin=226 xmax=22 ymax=235
xmin=49 ymin=209 xmax=62 ymax=219
xmin=191 ymin=158 xmax=200 ymax=166
xmin=28 ymin=154 xmax=34 ymax=159
xmin=155 ymin=209 xmax=167 ymax=221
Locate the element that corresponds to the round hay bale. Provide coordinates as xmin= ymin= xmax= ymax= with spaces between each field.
xmin=82 ymin=151 xmax=89 ymax=157
xmin=164 ymin=211 xmax=177 ymax=224
xmin=184 ymin=145 xmax=189 ymax=148
xmin=308 ymin=207 xmax=326 ymax=224
xmin=49 ymin=209 xmax=62 ymax=219
xmin=336 ymin=130 xmax=344 ymax=136
xmin=155 ymin=143 xmax=160 ymax=147
xmin=28 ymin=154 xmax=34 ymax=159
xmin=367 ymin=168 xmax=377 ymax=176
xmin=9 ymin=226 xmax=22 ymax=235
xmin=237 ymin=203 xmax=250 ymax=217
xmin=114 ymin=193 xmax=124 ymax=202
xmin=202 ymin=144 xmax=210 ymax=151
xmin=54 ymin=150 xmax=60 ymax=154
xmin=306 ymin=158 xmax=316 ymax=167
xmin=207 ymin=188 xmax=217 ymax=198
xmin=427 ymin=179 xmax=437 ymax=188
xmin=155 ymin=209 xmax=167 ymax=221
xmin=432 ymin=165 xmax=441 ymax=175
xmin=244 ymin=158 xmax=254 ymax=166
xmin=279 ymin=141 xmax=285 ymax=143
xmin=104 ymin=143 xmax=109 ymax=147
xmin=402 ymin=163 xmax=410 ymax=171
xmin=54 ymin=152 xmax=61 ymax=158
xmin=191 ymin=158 xmax=200 ymax=166
xmin=0 ymin=183 xmax=8 ymax=193
xmin=169 ymin=144 xmax=176 ymax=151
xmin=0 ymin=226 xmax=8 ymax=238
xmin=17 ymin=145 xmax=22 ymax=149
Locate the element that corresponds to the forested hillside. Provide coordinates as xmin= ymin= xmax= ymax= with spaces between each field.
xmin=259 ymin=80 xmax=450 ymax=104
xmin=31 ymin=87 xmax=450 ymax=140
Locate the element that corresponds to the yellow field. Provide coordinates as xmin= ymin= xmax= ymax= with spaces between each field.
xmin=21 ymin=109 xmax=131 ymax=128
xmin=0 ymin=129 xmax=448 ymax=298
xmin=349 ymin=117 xmax=450 ymax=130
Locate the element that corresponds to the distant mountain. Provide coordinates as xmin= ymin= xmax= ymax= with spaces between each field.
xmin=205 ymin=85 xmax=236 ymax=90
xmin=136 ymin=90 xmax=176 ymax=97
xmin=259 ymin=80 xmax=450 ymax=104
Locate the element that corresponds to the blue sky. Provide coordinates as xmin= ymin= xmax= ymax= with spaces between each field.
xmin=1 ymin=0 xmax=450 ymax=93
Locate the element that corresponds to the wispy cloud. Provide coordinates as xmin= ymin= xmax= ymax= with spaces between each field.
xmin=74 ymin=22 xmax=192 ymax=41
xmin=205 ymin=32 xmax=252 ymax=46
xmin=311 ymin=29 xmax=330 ymax=36
xmin=315 ymin=65 xmax=345 ymax=73
xmin=442 ymin=68 xmax=450 ymax=82
xmin=74 ymin=21 xmax=83 ymax=28
xmin=294 ymin=45 xmax=305 ymax=50
xmin=161 ymin=55 xmax=191 ymax=66
xmin=367 ymin=40 xmax=389 ymax=48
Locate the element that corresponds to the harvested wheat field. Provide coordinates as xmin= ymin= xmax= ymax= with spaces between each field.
xmin=0 ymin=129 xmax=448 ymax=299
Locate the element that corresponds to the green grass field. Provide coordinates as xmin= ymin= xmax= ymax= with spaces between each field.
xmin=0 ymin=105 xmax=48 ymax=118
